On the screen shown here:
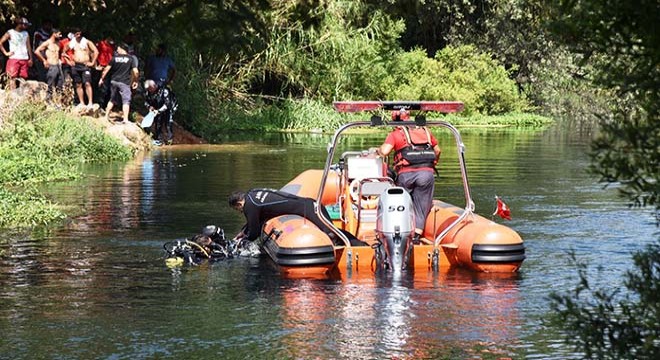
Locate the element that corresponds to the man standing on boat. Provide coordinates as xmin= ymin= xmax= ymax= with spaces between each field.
xmin=228 ymin=189 xmax=338 ymax=243
xmin=377 ymin=109 xmax=441 ymax=243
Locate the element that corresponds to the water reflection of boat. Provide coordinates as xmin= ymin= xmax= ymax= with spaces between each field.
xmin=260 ymin=101 xmax=525 ymax=278
xmin=278 ymin=268 xmax=522 ymax=358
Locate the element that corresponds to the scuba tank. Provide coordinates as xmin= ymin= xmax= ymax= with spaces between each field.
xmin=164 ymin=225 xmax=230 ymax=266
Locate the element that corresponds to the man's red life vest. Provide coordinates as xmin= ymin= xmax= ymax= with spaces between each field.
xmin=393 ymin=127 xmax=436 ymax=171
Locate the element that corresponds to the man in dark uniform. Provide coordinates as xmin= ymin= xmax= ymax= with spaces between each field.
xmin=99 ymin=42 xmax=138 ymax=124
xmin=228 ymin=189 xmax=337 ymax=242
xmin=144 ymin=79 xmax=178 ymax=145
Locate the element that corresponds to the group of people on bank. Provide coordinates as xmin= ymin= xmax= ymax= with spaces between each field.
xmin=0 ymin=17 xmax=177 ymax=145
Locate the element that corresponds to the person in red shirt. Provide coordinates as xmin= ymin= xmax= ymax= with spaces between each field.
xmin=59 ymin=33 xmax=74 ymax=85
xmin=378 ymin=109 xmax=441 ymax=243
xmin=95 ymin=36 xmax=115 ymax=106
xmin=96 ymin=36 xmax=114 ymax=68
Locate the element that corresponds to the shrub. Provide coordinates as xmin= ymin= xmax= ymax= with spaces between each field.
xmin=549 ymin=243 xmax=660 ymax=359
xmin=379 ymin=45 xmax=529 ymax=115
xmin=0 ymin=186 xmax=65 ymax=228
xmin=0 ymin=101 xmax=132 ymax=228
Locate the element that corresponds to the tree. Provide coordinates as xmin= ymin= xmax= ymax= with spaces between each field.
xmin=547 ymin=1 xmax=660 ymax=357
xmin=1 ymin=0 xmax=269 ymax=57
xmin=546 ymin=0 xmax=659 ymax=215
xmin=369 ymin=1 xmax=590 ymax=115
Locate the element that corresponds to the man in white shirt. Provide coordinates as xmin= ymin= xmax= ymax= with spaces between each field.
xmin=0 ymin=17 xmax=33 ymax=90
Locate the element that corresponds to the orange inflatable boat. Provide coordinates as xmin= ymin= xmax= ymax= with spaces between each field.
xmin=260 ymin=101 xmax=525 ymax=278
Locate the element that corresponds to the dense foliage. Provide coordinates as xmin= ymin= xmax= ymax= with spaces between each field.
xmin=545 ymin=1 xmax=660 ymax=357
xmin=550 ymin=244 xmax=660 ymax=359
xmin=546 ymin=0 xmax=659 ymax=214
xmin=0 ymin=101 xmax=132 ymax=228
xmin=2 ymin=1 xmax=536 ymax=131
xmin=173 ymin=1 xmax=532 ymax=136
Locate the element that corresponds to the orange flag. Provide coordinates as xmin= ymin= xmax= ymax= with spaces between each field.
xmin=493 ymin=196 xmax=512 ymax=220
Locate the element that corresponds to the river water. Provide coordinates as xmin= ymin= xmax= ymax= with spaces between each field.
xmin=0 ymin=123 xmax=657 ymax=359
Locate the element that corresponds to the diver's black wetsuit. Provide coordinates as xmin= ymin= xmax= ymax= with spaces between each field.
xmin=242 ymin=189 xmax=335 ymax=241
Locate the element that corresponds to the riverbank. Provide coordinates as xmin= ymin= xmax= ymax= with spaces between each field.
xmin=183 ymin=98 xmax=554 ymax=140
xmin=1 ymin=126 xmax=653 ymax=359
xmin=0 ymin=97 xmax=140 ymax=229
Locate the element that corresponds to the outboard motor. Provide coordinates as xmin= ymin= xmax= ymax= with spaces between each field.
xmin=376 ymin=187 xmax=415 ymax=271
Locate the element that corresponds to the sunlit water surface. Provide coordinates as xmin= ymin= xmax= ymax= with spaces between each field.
xmin=1 ymin=124 xmax=656 ymax=359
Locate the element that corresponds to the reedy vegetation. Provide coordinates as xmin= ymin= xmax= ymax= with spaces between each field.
xmin=0 ymin=102 xmax=132 ymax=228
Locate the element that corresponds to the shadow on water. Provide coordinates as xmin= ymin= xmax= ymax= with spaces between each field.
xmin=0 ymin=122 xmax=657 ymax=359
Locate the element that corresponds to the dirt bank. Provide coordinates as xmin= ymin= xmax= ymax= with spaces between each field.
xmin=2 ymin=80 xmax=206 ymax=151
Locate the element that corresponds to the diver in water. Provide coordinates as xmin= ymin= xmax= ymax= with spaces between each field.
xmin=228 ymin=189 xmax=339 ymax=243
xmin=164 ymin=225 xmax=235 ymax=265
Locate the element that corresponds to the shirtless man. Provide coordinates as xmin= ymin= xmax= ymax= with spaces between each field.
xmin=34 ymin=29 xmax=64 ymax=94
xmin=64 ymin=28 xmax=98 ymax=109
xmin=0 ymin=17 xmax=33 ymax=90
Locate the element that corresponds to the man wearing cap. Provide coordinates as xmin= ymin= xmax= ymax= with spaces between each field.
xmin=34 ymin=28 xmax=64 ymax=95
xmin=0 ymin=17 xmax=33 ymax=90
xmin=99 ymin=42 xmax=139 ymax=124
xmin=64 ymin=28 xmax=98 ymax=110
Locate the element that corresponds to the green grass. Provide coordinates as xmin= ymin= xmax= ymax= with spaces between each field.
xmin=445 ymin=112 xmax=555 ymax=127
xmin=0 ymin=186 xmax=65 ymax=228
xmin=186 ymin=98 xmax=554 ymax=140
xmin=0 ymin=101 xmax=133 ymax=229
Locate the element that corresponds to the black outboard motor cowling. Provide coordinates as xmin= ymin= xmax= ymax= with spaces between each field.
xmin=376 ymin=187 xmax=415 ymax=271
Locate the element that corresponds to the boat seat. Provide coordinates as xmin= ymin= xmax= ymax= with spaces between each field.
xmin=360 ymin=180 xmax=392 ymax=197
xmin=350 ymin=177 xmax=394 ymax=210
xmin=353 ymin=178 xmax=393 ymax=241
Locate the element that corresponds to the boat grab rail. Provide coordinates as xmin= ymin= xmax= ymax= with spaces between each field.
xmin=315 ymin=120 xmax=474 ymax=250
